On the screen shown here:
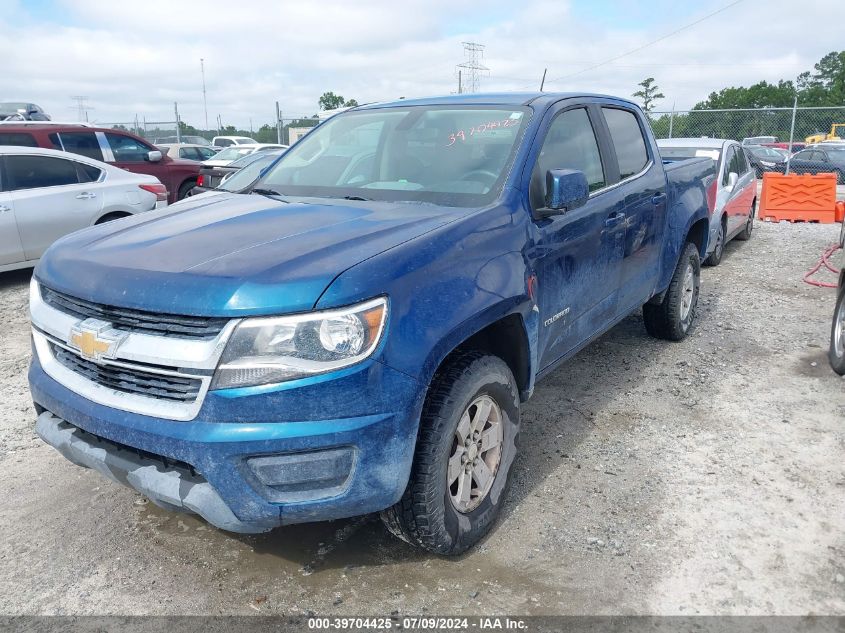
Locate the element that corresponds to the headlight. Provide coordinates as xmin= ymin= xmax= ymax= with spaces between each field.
xmin=761 ymin=161 xmax=775 ymax=167
xmin=211 ymin=297 xmax=387 ymax=389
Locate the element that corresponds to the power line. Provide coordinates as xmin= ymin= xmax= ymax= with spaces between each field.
xmin=456 ymin=42 xmax=489 ymax=93
xmin=70 ymin=95 xmax=92 ymax=122
xmin=539 ymin=0 xmax=745 ymax=87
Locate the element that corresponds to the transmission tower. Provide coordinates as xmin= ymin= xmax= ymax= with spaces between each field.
xmin=70 ymin=95 xmax=92 ymax=122
xmin=456 ymin=42 xmax=489 ymax=93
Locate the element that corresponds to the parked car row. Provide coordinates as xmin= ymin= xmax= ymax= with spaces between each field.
xmin=192 ymin=148 xmax=286 ymax=195
xmin=744 ymin=142 xmax=845 ymax=182
xmin=0 ymin=123 xmax=201 ymax=203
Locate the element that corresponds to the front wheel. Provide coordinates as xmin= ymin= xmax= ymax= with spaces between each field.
xmin=829 ymin=285 xmax=845 ymax=375
xmin=643 ymin=242 xmax=701 ymax=341
xmin=381 ymin=352 xmax=520 ymax=555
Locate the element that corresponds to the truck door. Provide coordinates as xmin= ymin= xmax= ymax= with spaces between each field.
xmin=526 ymin=105 xmax=626 ymax=370
xmin=599 ymin=106 xmax=668 ymax=312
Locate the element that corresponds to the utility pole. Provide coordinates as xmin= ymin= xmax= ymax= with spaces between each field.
xmin=668 ymin=102 xmax=675 ymax=139
xmin=275 ymin=101 xmax=282 ymax=144
xmin=539 ymin=68 xmax=547 ymax=92
xmin=217 ymin=114 xmax=222 ymax=134
xmin=174 ymin=102 xmax=181 ymax=144
xmin=457 ymin=70 xmax=462 ymax=94
xmin=456 ymin=42 xmax=489 ymax=93
xmin=200 ymin=58 xmax=209 ymax=131
xmin=785 ymin=94 xmax=798 ymax=175
xmin=70 ymin=95 xmax=91 ymax=122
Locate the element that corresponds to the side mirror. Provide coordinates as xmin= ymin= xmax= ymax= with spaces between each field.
xmin=146 ymin=150 xmax=163 ymax=162
xmin=541 ymin=168 xmax=589 ymax=217
xmin=726 ymin=171 xmax=738 ymax=191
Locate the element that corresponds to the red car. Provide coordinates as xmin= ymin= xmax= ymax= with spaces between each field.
xmin=0 ymin=124 xmax=200 ymax=203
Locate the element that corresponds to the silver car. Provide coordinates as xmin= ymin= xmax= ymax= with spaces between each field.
xmin=0 ymin=146 xmax=167 ymax=273
xmin=658 ymin=138 xmax=757 ymax=266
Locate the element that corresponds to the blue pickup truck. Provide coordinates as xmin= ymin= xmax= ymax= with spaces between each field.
xmin=29 ymin=93 xmax=714 ymax=555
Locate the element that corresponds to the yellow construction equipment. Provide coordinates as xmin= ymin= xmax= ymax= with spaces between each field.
xmin=806 ymin=123 xmax=845 ymax=144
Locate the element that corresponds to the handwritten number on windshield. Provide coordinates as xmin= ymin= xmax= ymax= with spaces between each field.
xmin=446 ymin=118 xmax=519 ymax=147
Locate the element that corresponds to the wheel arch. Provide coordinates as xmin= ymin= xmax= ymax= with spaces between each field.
xmin=421 ymin=307 xmax=534 ymax=404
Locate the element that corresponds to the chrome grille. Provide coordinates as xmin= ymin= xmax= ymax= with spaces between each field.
xmin=40 ymin=286 xmax=227 ymax=340
xmin=51 ymin=344 xmax=202 ymax=403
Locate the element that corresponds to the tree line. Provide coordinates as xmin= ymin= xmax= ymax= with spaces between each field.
xmin=638 ymin=51 xmax=845 ymax=141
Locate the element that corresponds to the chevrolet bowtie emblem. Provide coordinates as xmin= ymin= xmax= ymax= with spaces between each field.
xmin=68 ymin=319 xmax=126 ymax=361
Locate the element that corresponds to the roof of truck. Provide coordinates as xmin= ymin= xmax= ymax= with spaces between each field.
xmin=356 ymin=92 xmax=641 ymax=110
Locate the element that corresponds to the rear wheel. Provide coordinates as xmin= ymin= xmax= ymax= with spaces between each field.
xmin=704 ymin=218 xmax=725 ymax=266
xmin=829 ymin=285 xmax=845 ymax=375
xmin=381 ymin=352 xmax=519 ymax=555
xmin=643 ymin=242 xmax=701 ymax=341
xmin=177 ymin=180 xmax=196 ymax=200
xmin=95 ymin=212 xmax=130 ymax=225
xmin=735 ymin=200 xmax=755 ymax=241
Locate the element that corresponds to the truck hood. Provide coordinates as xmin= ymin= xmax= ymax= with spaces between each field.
xmin=36 ymin=192 xmax=464 ymax=316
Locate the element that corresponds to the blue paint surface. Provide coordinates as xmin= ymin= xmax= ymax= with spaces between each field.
xmin=31 ymin=93 xmax=714 ymax=530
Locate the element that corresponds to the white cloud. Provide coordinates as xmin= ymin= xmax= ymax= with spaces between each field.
xmin=0 ymin=0 xmax=841 ymax=129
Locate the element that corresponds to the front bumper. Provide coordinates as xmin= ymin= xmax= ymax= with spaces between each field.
xmin=30 ymin=355 xmax=423 ymax=532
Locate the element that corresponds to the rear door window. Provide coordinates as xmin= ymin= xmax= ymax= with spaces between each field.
xmin=105 ymin=133 xmax=152 ymax=162
xmin=58 ymin=132 xmax=104 ymax=161
xmin=76 ymin=162 xmax=103 ymax=183
xmin=602 ymin=107 xmax=649 ymax=179
xmin=0 ymin=132 xmax=38 ymax=147
xmin=6 ymin=155 xmax=80 ymax=190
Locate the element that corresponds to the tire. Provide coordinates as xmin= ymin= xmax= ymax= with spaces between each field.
xmin=704 ymin=218 xmax=725 ymax=266
xmin=829 ymin=285 xmax=845 ymax=375
xmin=177 ymin=180 xmax=196 ymax=200
xmin=381 ymin=351 xmax=520 ymax=555
xmin=735 ymin=200 xmax=755 ymax=241
xmin=643 ymin=242 xmax=701 ymax=341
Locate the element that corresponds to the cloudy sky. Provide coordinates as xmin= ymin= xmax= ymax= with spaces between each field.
xmin=1 ymin=0 xmax=841 ymax=129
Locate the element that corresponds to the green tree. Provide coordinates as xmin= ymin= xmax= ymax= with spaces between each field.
xmin=632 ymin=77 xmax=665 ymax=113
xmin=319 ymin=92 xmax=359 ymax=110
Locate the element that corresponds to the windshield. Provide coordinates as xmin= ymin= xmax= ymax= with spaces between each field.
xmin=659 ymin=146 xmax=721 ymax=161
xmin=257 ymin=105 xmax=530 ymax=206
xmin=219 ymin=154 xmax=280 ymax=192
xmin=211 ymin=146 xmax=256 ymax=162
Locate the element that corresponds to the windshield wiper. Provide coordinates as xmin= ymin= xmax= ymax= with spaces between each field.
xmin=250 ymin=187 xmax=290 ymax=202
xmin=342 ymin=195 xmax=372 ymax=201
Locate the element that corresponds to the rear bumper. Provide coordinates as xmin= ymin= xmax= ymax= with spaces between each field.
xmin=30 ymin=355 xmax=423 ymax=532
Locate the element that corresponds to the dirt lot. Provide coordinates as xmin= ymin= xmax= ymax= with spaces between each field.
xmin=0 ymin=220 xmax=843 ymax=616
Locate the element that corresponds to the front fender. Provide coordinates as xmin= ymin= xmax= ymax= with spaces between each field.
xmin=315 ymin=201 xmax=537 ymax=391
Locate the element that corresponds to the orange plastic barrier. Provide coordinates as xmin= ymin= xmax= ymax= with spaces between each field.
xmin=758 ymin=172 xmax=839 ymax=223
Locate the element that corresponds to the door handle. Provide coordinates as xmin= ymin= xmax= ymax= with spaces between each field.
xmin=605 ymin=211 xmax=626 ymax=228
xmin=75 ymin=192 xmax=97 ymax=199
xmin=651 ymin=192 xmax=667 ymax=206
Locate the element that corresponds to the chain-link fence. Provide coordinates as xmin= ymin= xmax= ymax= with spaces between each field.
xmin=647 ymin=106 xmax=845 ymax=148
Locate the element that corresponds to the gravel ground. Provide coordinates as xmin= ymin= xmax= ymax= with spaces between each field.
xmin=0 ymin=220 xmax=843 ymax=616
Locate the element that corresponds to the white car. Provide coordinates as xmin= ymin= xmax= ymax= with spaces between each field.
xmin=201 ymin=143 xmax=287 ymax=167
xmin=211 ymin=135 xmax=257 ymax=148
xmin=0 ymin=146 xmax=167 ymax=273
xmin=156 ymin=143 xmax=218 ymax=162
